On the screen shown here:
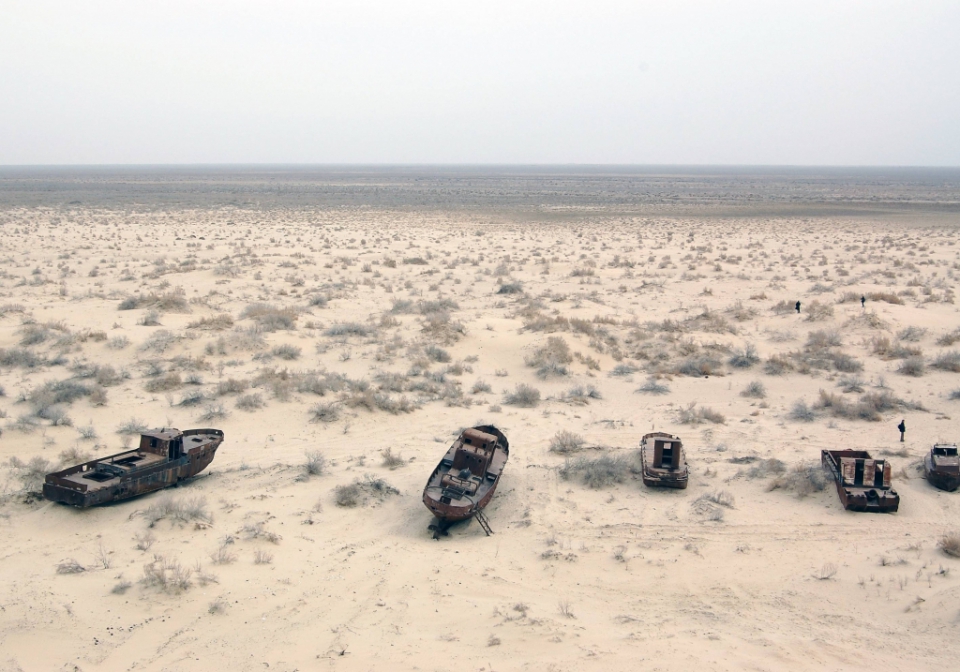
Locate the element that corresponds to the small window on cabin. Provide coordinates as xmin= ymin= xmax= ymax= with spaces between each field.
xmin=150 ymin=437 xmax=157 ymax=448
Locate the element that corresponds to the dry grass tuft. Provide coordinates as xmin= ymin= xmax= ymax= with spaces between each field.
xmin=335 ymin=475 xmax=400 ymax=507
xmin=677 ymin=403 xmax=725 ymax=425
xmin=559 ymin=453 xmax=640 ymax=488
xmin=767 ymin=461 xmax=829 ymax=497
xmin=549 ymin=430 xmax=585 ymax=454
xmin=504 ymin=383 xmax=541 ymax=407
xmin=939 ymin=534 xmax=960 ymax=558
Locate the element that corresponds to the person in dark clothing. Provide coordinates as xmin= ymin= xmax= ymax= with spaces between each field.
xmin=860 ymin=295 xmax=866 ymax=308
xmin=897 ymin=419 xmax=905 ymax=442
xmin=795 ymin=300 xmax=801 ymax=314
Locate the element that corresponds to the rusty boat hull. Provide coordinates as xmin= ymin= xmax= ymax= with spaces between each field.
xmin=43 ymin=428 xmax=223 ymax=507
xmin=422 ymin=425 xmax=509 ymax=525
xmin=821 ymin=449 xmax=899 ymax=513
xmin=640 ymin=432 xmax=688 ymax=489
xmin=924 ymin=444 xmax=960 ymax=492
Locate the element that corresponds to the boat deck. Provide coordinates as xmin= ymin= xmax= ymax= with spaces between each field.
xmin=59 ymin=450 xmax=169 ymax=492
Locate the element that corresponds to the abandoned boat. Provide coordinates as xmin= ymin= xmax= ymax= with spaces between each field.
xmin=821 ymin=449 xmax=899 ymax=513
xmin=640 ymin=431 xmax=688 ymax=489
xmin=924 ymin=443 xmax=960 ymax=491
xmin=43 ymin=427 xmax=224 ymax=507
xmin=422 ymin=425 xmax=509 ymax=537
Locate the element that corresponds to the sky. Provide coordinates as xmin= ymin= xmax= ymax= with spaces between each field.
xmin=1 ymin=1 xmax=958 ymax=165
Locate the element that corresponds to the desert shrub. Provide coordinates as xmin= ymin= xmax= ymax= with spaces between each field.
xmin=767 ymin=461 xmax=829 ymax=497
xmin=107 ymin=335 xmax=130 ymax=350
xmin=867 ymin=291 xmax=903 ymax=305
xmin=932 ymin=350 xmax=960 ymax=372
xmin=141 ymin=554 xmax=192 ymax=592
xmin=677 ymin=403 xmax=725 ymax=425
xmin=636 ymin=377 xmax=670 ymax=395
xmin=307 ymin=294 xmax=329 ymax=308
xmin=504 ymin=383 xmax=541 ymax=407
xmin=838 ymin=375 xmax=865 ymax=393
xmin=564 ymin=385 xmax=601 ymax=405
xmin=897 ymin=356 xmax=926 ymax=377
xmin=807 ymin=330 xmax=842 ymax=349
xmin=728 ymin=344 xmax=759 ymax=369
xmin=811 ymin=389 xmax=918 ymax=421
xmin=236 ymin=393 xmax=265 ymax=411
xmin=497 ymin=282 xmax=524 ymax=294
xmin=610 ymin=363 xmax=638 ymax=377
xmin=421 ymin=311 xmax=466 ymax=344
xmin=199 ymin=403 xmax=228 ymax=421
xmin=949 ymin=389 xmax=960 ymax=400
xmin=471 ymin=379 xmax=492 ymax=394
xmin=216 ymin=378 xmax=249 ymax=396
xmin=740 ymin=381 xmax=766 ymax=398
xmin=549 ymin=430 xmax=585 ymax=454
xmin=304 ymin=450 xmax=327 ymax=476
xmin=0 ymin=347 xmax=45 ymax=368
xmin=187 ymin=314 xmax=234 ymax=330
xmin=309 ymin=401 xmax=341 ymax=423
xmin=804 ymin=300 xmax=834 ymax=321
xmin=144 ymin=495 xmax=212 ymax=527
xmin=937 ymin=328 xmax=960 ymax=347
xmin=525 ymin=336 xmax=573 ymax=378
xmin=897 ymin=326 xmax=926 ymax=342
xmin=56 ymin=559 xmax=86 ymax=574
xmin=177 ymin=390 xmax=207 ymax=407
xmin=325 ymin=322 xmax=373 ymax=337
xmin=271 ymin=344 xmax=301 ymax=360
xmin=335 ymin=475 xmax=399 ymax=507
xmin=7 ymin=456 xmax=53 ymax=493
xmin=939 ymin=534 xmax=960 ymax=558
xmin=241 ymin=303 xmax=297 ymax=331
xmin=697 ymin=490 xmax=735 ymax=508
xmin=676 ymin=356 xmax=722 ymax=377
xmin=789 ymin=400 xmax=816 ymax=422
xmin=771 ymin=299 xmax=794 ymax=315
xmin=425 ymin=345 xmax=451 ymax=363
xmin=764 ymin=353 xmax=794 ymax=375
xmin=381 ymin=447 xmax=405 ymax=469
xmin=144 ymin=373 xmax=182 ymax=393
xmin=559 ymin=453 xmax=640 ymax=488
xmin=738 ymin=458 xmax=787 ymax=479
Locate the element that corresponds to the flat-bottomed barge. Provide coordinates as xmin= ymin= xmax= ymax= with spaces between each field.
xmin=821 ymin=449 xmax=899 ymax=513
xmin=43 ymin=427 xmax=224 ymax=507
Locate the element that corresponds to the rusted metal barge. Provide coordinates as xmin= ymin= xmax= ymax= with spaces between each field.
xmin=640 ymin=431 xmax=688 ymax=489
xmin=423 ymin=425 xmax=508 ymax=538
xmin=924 ymin=443 xmax=960 ymax=491
xmin=43 ymin=428 xmax=223 ymax=507
xmin=821 ymin=449 xmax=899 ymax=513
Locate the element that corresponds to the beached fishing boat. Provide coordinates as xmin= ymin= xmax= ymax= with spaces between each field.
xmin=821 ymin=449 xmax=899 ymax=513
xmin=43 ymin=427 xmax=224 ymax=507
xmin=422 ymin=425 xmax=509 ymax=537
xmin=640 ymin=431 xmax=688 ymax=489
xmin=924 ymin=443 xmax=960 ymax=492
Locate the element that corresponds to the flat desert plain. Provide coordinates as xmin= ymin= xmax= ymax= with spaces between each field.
xmin=1 ymin=186 xmax=960 ymax=671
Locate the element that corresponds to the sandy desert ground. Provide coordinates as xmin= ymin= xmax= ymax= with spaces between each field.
xmin=2 ymin=189 xmax=960 ymax=670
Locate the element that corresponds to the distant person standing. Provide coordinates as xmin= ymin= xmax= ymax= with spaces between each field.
xmin=795 ymin=300 xmax=801 ymax=314
xmin=897 ymin=419 xmax=906 ymax=442
xmin=861 ymin=295 xmax=866 ymax=308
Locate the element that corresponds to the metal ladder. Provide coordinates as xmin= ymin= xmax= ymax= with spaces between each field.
xmin=474 ymin=509 xmax=493 ymax=536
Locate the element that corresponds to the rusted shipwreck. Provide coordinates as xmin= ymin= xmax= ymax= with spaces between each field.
xmin=821 ymin=449 xmax=899 ymax=513
xmin=924 ymin=443 xmax=960 ymax=491
xmin=640 ymin=431 xmax=688 ymax=489
xmin=43 ymin=428 xmax=224 ymax=507
xmin=423 ymin=425 xmax=509 ymax=538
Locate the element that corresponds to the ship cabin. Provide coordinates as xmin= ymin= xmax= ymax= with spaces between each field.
xmin=650 ymin=435 xmax=682 ymax=470
xmin=439 ymin=428 xmax=498 ymax=497
xmin=140 ymin=428 xmax=186 ymax=461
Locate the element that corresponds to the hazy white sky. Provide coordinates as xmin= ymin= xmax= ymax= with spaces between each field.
xmin=1 ymin=0 xmax=957 ymax=165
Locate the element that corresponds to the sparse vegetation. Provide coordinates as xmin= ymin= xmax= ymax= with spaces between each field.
xmin=559 ymin=453 xmax=640 ymax=488
xmin=677 ymin=403 xmax=725 ymax=425
xmin=334 ymin=475 xmax=400 ymax=507
xmin=741 ymin=381 xmax=766 ymax=398
xmin=504 ymin=383 xmax=541 ymax=407
xmin=549 ymin=430 xmax=585 ymax=454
